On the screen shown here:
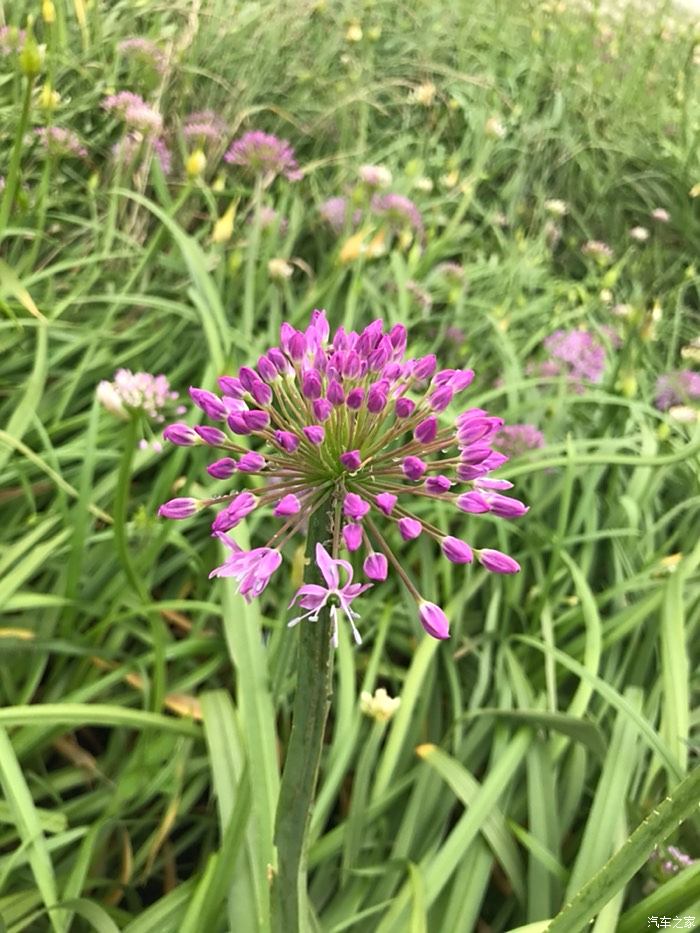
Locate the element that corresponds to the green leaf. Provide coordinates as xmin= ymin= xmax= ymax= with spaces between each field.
xmin=548 ymin=766 xmax=700 ymax=932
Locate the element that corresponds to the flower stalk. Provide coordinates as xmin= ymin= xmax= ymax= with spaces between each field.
xmin=271 ymin=505 xmax=334 ymax=933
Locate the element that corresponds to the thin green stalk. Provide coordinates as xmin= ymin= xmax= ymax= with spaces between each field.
xmin=0 ymin=73 xmax=35 ymax=238
xmin=272 ymin=505 xmax=334 ymax=933
xmin=113 ymin=418 xmax=166 ymax=713
xmin=243 ymin=177 xmax=263 ymax=345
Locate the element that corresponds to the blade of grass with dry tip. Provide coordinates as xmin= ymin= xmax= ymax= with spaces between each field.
xmin=0 ymin=704 xmax=200 ymax=737
xmin=0 ymin=728 xmax=63 ymax=933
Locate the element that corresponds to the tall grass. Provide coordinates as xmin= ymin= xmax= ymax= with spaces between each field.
xmin=0 ymin=0 xmax=699 ymax=930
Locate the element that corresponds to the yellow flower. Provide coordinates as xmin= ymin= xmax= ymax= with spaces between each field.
xmin=440 ymin=170 xmax=459 ymax=189
xmin=338 ymin=227 xmax=386 ymax=264
xmin=485 ymin=116 xmax=506 ymax=139
xmin=346 ymin=22 xmax=363 ymax=42
xmin=690 ymin=183 xmax=700 ymax=198
xmin=268 ymin=258 xmax=294 ymax=280
xmin=360 ymin=688 xmax=401 ymax=723
xmin=39 ymin=82 xmax=60 ymax=110
xmin=411 ymin=82 xmax=437 ymax=106
xmin=212 ymin=202 xmax=236 ymax=244
xmin=186 ymin=149 xmax=206 ymax=177
xmin=42 ymin=0 xmax=56 ymax=23
xmin=681 ymin=337 xmax=700 ymax=363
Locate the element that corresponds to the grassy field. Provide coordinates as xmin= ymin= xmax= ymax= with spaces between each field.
xmin=1 ymin=0 xmax=699 ymax=930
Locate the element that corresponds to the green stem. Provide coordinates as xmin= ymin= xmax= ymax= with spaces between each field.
xmin=243 ymin=177 xmax=263 ymax=346
xmin=114 ymin=418 xmax=149 ymax=601
xmin=0 ymin=74 xmax=35 ymax=238
xmin=272 ymin=505 xmax=334 ymax=933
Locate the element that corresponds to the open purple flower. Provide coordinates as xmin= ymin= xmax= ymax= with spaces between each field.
xmin=159 ymin=310 xmax=527 ymax=643
xmin=288 ymin=544 xmax=372 ymax=646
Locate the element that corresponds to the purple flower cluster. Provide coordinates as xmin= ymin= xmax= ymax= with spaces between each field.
xmin=654 ymin=370 xmax=700 ymax=411
xmin=34 ymin=127 xmax=88 ymax=160
xmin=370 ymin=193 xmax=423 ymax=234
xmin=650 ymin=844 xmax=695 ymax=878
xmin=117 ymin=37 xmax=166 ymax=73
xmin=319 ymin=196 xmax=363 ymax=233
xmin=158 ymin=311 xmax=527 ymax=645
xmin=224 ymin=130 xmax=302 ymax=181
xmin=102 ymin=92 xmax=163 ymax=133
xmin=494 ymin=424 xmax=544 ymax=458
xmin=183 ymin=110 xmax=228 ymax=143
xmin=538 ymin=329 xmax=607 ymax=391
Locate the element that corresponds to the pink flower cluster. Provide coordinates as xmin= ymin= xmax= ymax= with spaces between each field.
xmin=183 ymin=110 xmax=228 ymax=143
xmin=97 ymin=369 xmax=181 ymax=422
xmin=494 ymin=424 xmax=544 ymax=458
xmin=34 ymin=127 xmax=88 ymax=160
xmin=102 ymin=92 xmax=163 ymax=133
xmin=534 ymin=329 xmax=607 ymax=391
xmin=158 ymin=312 xmax=527 ymax=645
xmin=224 ymin=130 xmax=302 ymax=181
xmin=117 ymin=37 xmax=166 ymax=73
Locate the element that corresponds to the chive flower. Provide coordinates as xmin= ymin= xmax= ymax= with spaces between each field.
xmin=224 ymin=130 xmax=302 ymax=181
xmin=159 ymin=312 xmax=527 ymax=644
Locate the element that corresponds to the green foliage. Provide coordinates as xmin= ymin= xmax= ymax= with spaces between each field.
xmin=0 ymin=0 xmax=699 ymax=929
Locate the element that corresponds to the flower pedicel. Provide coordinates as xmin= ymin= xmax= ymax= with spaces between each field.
xmin=158 ymin=311 xmax=527 ymax=643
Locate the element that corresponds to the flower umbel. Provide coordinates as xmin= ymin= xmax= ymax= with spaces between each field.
xmin=159 ymin=311 xmax=527 ymax=643
xmin=224 ymin=130 xmax=302 ymax=181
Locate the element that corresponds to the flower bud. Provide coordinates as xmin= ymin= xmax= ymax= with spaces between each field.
xmin=274 ymin=494 xmax=301 ymax=516
xmin=238 ymin=451 xmax=266 ymax=472
xmin=441 ymin=536 xmax=473 ymax=563
xmin=194 ymin=425 xmax=227 ymax=446
xmin=163 ymin=422 xmax=198 ymax=446
xmin=414 ymin=416 xmax=437 ymax=443
xmin=158 ymin=497 xmax=198 ymax=519
xmin=303 ymin=425 xmax=325 ymax=445
xmin=207 ymin=457 xmax=237 ymax=479
xmin=364 ymin=552 xmax=388 ymax=581
xmin=375 ymin=492 xmax=397 ymax=515
xmin=189 ymin=387 xmax=227 ymax=420
xmin=340 ymin=449 xmax=362 ymax=472
xmin=343 ymin=523 xmax=363 ymax=551
xmin=398 ymin=517 xmax=421 ymax=540
xmin=478 ymin=549 xmax=520 ymax=574
xmin=402 ymin=456 xmax=426 ymax=480
xmin=274 ymin=430 xmax=300 ymax=452
xmin=42 ymin=0 xmax=56 ymax=24
xmin=186 ymin=149 xmax=206 ymax=177
xmin=343 ymin=493 xmax=370 ymax=521
xmin=418 ymin=601 xmax=450 ymax=639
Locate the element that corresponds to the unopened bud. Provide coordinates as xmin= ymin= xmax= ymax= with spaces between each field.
xmin=186 ymin=149 xmax=206 ymax=177
xmin=42 ymin=0 xmax=56 ymax=24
